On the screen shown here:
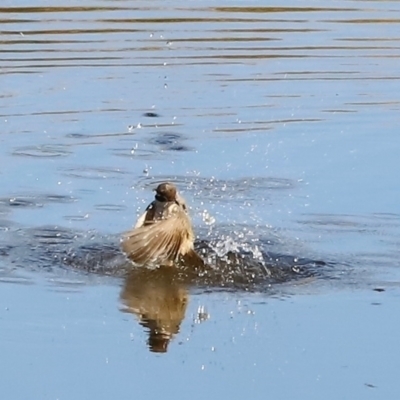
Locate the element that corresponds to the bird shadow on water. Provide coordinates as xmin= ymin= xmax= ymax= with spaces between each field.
xmin=0 ymin=224 xmax=337 ymax=353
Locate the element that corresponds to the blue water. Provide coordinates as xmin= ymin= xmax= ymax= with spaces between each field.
xmin=1 ymin=1 xmax=400 ymax=399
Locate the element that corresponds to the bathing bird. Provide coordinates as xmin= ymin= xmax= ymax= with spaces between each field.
xmin=122 ymin=182 xmax=203 ymax=267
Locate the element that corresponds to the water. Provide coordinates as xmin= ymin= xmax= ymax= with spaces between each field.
xmin=1 ymin=1 xmax=400 ymax=399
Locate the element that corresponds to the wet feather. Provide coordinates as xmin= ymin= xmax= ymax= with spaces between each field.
xmin=122 ymin=183 xmax=201 ymax=267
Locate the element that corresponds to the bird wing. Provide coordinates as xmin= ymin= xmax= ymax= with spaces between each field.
xmin=122 ymin=209 xmax=194 ymax=266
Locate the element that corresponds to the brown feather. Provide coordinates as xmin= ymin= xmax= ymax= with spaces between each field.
xmin=122 ymin=182 xmax=203 ymax=267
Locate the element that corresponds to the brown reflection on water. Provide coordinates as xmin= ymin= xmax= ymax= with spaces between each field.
xmin=120 ymin=267 xmax=189 ymax=353
xmin=0 ymin=6 xmax=131 ymax=13
xmin=212 ymin=7 xmax=357 ymax=13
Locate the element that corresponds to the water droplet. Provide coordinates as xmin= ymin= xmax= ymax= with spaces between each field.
xmin=202 ymin=210 xmax=215 ymax=225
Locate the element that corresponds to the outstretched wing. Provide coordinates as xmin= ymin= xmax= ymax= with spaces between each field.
xmin=122 ymin=209 xmax=194 ymax=266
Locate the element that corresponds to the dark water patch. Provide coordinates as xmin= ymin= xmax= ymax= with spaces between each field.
xmin=0 ymin=6 xmax=132 ymax=13
xmin=99 ymin=18 xmax=270 ymax=24
xmin=212 ymin=6 xmax=358 ymax=13
xmin=0 ymin=224 xmax=333 ymax=292
xmin=65 ymin=133 xmax=93 ymax=139
xmin=167 ymin=144 xmax=192 ymax=151
xmin=172 ymin=37 xmax=279 ymax=43
xmin=1 ymin=197 xmax=43 ymax=209
xmin=322 ymin=109 xmax=357 ymax=113
xmin=94 ymin=204 xmax=127 ymax=212
xmin=193 ymin=241 xmax=328 ymax=290
xmin=143 ymin=112 xmax=160 ymax=118
xmin=12 ymin=145 xmax=72 ymax=158
xmin=140 ymin=123 xmax=183 ymax=129
xmin=0 ymin=194 xmax=76 ymax=210
xmin=63 ymin=242 xmax=129 ymax=277
xmin=65 ymin=131 xmax=134 ymax=143
xmin=217 ymin=28 xmax=326 ymax=33
xmin=148 ymin=131 xmax=193 ymax=152
xmin=0 ymin=226 xmax=137 ymax=277
xmin=213 ymin=125 xmax=274 ymax=133
xmin=64 ymin=240 xmax=327 ymax=290
xmin=346 ymin=100 xmax=400 ymax=107
xmin=324 ymin=18 xmax=400 ymax=24
xmin=31 ymin=226 xmax=82 ymax=245
xmin=2 ymin=110 xmax=128 ymax=119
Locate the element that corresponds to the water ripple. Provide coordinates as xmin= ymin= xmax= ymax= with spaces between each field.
xmin=138 ymin=175 xmax=296 ymax=203
xmin=0 ymin=194 xmax=76 ymax=209
xmin=61 ymin=166 xmax=127 ymax=180
xmin=12 ymin=145 xmax=72 ymax=158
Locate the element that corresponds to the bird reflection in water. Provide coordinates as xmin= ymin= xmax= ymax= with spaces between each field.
xmin=120 ymin=266 xmax=191 ymax=353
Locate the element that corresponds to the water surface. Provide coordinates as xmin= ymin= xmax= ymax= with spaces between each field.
xmin=1 ymin=1 xmax=400 ymax=399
